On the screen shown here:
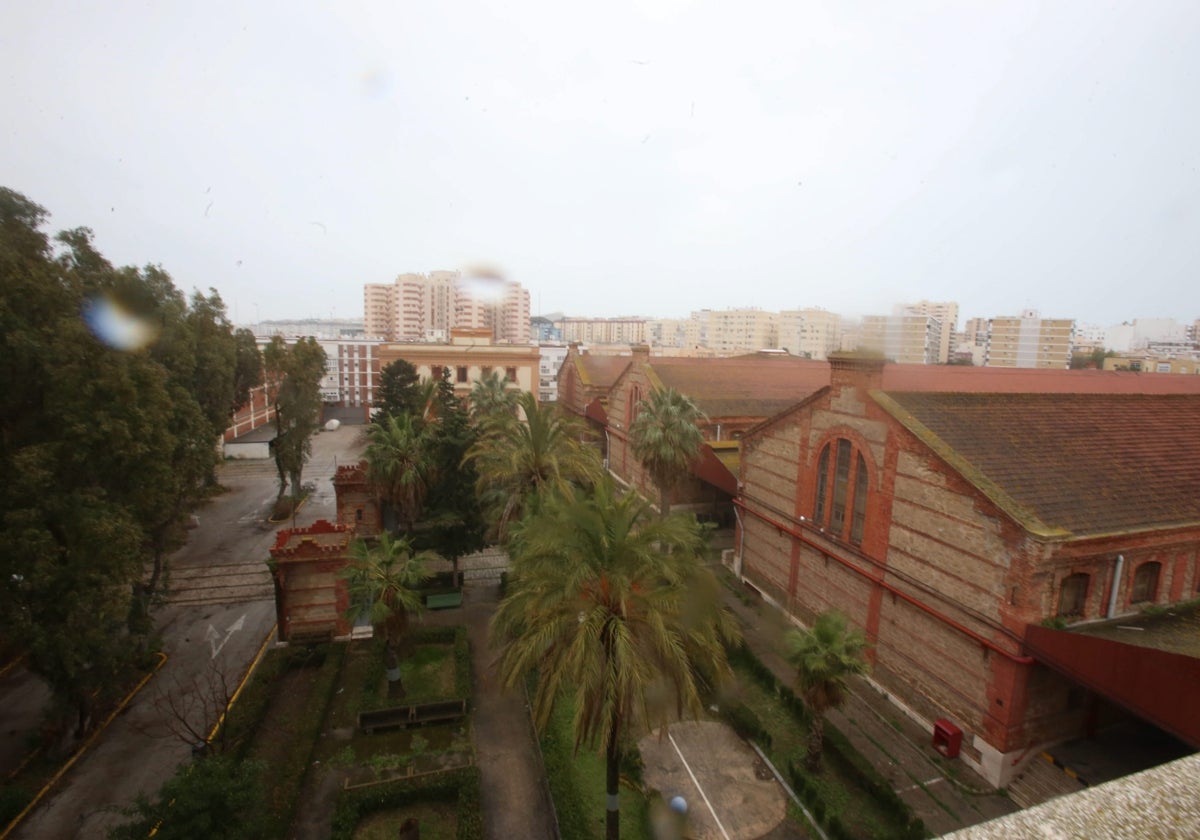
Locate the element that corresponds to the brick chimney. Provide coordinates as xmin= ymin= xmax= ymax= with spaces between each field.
xmin=828 ymin=351 xmax=886 ymax=391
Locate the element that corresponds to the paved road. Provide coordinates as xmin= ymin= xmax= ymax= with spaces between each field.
xmin=6 ymin=426 xmax=366 ymax=840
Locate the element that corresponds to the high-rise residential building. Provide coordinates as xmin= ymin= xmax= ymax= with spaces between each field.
xmin=688 ymin=308 xmax=779 ymax=355
xmin=778 ymin=309 xmax=842 ymax=360
xmin=859 ymin=314 xmax=941 ymax=365
xmin=895 ymin=300 xmax=958 ymax=363
xmin=559 ymin=317 xmax=647 ymax=346
xmin=984 ymin=310 xmax=1075 ymax=369
xmin=363 ymin=271 xmax=530 ymax=343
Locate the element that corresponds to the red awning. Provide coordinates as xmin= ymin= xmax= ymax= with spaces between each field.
xmin=689 ymin=444 xmax=738 ymax=496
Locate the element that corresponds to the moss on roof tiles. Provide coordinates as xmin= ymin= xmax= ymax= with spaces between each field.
xmin=874 ymin=391 xmax=1200 ymax=539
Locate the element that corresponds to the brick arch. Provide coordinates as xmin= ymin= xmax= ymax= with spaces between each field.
xmin=808 ymin=425 xmax=881 ymax=489
xmin=807 ymin=426 xmax=880 ymax=547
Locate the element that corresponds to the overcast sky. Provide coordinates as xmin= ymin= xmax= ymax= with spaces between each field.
xmin=4 ymin=1 xmax=1198 ymax=329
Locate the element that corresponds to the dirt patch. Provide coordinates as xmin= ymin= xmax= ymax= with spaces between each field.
xmin=639 ymin=720 xmax=787 ymax=840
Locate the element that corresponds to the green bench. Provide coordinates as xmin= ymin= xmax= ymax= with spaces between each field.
xmin=425 ymin=590 xmax=463 ymax=610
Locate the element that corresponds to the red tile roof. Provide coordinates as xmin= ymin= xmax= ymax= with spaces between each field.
xmin=646 ymin=356 xmax=830 ymax=418
xmin=574 ymin=354 xmax=631 ymax=389
xmin=880 ymin=365 xmax=1200 ymax=394
xmin=878 ymin=392 xmax=1200 ymax=538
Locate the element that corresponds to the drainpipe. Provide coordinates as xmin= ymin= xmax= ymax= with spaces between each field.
xmin=1107 ymin=554 xmax=1124 ymax=618
xmin=732 ymin=502 xmax=744 ymax=578
xmin=716 ymin=423 xmax=722 ymax=441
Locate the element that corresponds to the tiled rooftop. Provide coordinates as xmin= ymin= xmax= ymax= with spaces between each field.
xmin=647 ymin=356 xmax=829 ymax=418
xmin=575 ymin=353 xmax=631 ymax=388
xmin=879 ymin=392 xmax=1200 ymax=537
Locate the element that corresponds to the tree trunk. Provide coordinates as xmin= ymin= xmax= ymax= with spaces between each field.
xmin=805 ymin=713 xmax=824 ymax=774
xmin=658 ymin=480 xmax=671 ymax=519
xmin=606 ymin=715 xmax=620 ymax=840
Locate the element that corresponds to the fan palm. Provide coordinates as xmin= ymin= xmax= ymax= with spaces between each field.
xmin=629 ymin=387 xmax=707 ymax=518
xmin=786 ymin=611 xmax=871 ymax=773
xmin=492 ymin=478 xmax=741 ymax=840
xmin=365 ymin=413 xmax=435 ymax=535
xmin=341 ymin=533 xmax=436 ymax=694
xmin=464 ymin=391 xmax=602 ymax=540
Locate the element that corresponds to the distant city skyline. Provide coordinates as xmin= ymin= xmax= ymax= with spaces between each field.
xmin=6 ymin=3 xmax=1198 ymax=330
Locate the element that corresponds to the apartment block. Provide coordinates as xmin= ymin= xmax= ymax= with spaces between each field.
xmin=778 ymin=308 xmax=842 ymax=360
xmin=559 ymin=317 xmax=648 ymax=346
xmin=363 ymin=270 xmax=530 ymax=344
xmin=689 ymin=308 xmax=779 ymax=355
xmin=859 ymin=314 xmax=941 ymax=365
xmin=896 ymin=300 xmax=958 ymax=363
xmin=984 ymin=310 xmax=1074 ymax=369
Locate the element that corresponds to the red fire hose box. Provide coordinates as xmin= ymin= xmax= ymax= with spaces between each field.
xmin=932 ymin=718 xmax=962 ymax=758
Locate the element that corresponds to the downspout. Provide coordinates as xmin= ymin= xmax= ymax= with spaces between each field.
xmin=732 ymin=503 xmax=745 ymax=578
xmin=1107 ymin=554 xmax=1124 ymax=618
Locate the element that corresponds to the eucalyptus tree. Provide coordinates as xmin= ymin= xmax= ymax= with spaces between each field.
xmin=263 ymin=336 xmax=327 ymax=503
xmin=629 ymin=387 xmax=707 ymax=518
xmin=492 ymin=479 xmax=740 ymax=840
xmin=464 ymin=391 xmax=602 ymax=541
xmin=786 ymin=611 xmax=871 ymax=773
xmin=0 ymin=189 xmax=247 ymax=732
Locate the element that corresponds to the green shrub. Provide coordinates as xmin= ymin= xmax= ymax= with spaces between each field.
xmin=719 ymin=702 xmax=772 ymax=748
xmin=330 ymin=767 xmax=481 ymax=840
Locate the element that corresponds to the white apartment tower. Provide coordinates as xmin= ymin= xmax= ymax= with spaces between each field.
xmin=778 ymin=309 xmax=842 ymax=360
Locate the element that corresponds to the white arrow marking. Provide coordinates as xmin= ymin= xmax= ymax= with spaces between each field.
xmin=206 ymin=613 xmax=247 ymax=659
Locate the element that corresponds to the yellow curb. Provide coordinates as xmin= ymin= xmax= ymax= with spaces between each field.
xmin=206 ymin=624 xmax=278 ymax=744
xmin=0 ymin=652 xmax=168 ymax=840
xmin=0 ymin=655 xmax=25 ymax=681
xmin=267 ymin=493 xmax=310 ymax=524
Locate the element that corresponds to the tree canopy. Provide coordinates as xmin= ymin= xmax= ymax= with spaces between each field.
xmin=493 ymin=479 xmax=740 ymax=839
xmin=263 ymin=336 xmax=326 ymax=504
xmin=629 ymin=387 xmax=707 ymax=517
xmin=0 ymin=187 xmax=258 ymax=735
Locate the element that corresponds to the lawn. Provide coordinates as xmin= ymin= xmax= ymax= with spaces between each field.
xmin=539 ymin=696 xmax=652 ymax=840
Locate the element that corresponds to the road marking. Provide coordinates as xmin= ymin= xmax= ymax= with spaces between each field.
xmin=667 ymin=729 xmax=732 ymax=840
xmin=898 ymin=776 xmax=944 ymax=793
xmin=204 ymin=613 xmax=246 ymax=658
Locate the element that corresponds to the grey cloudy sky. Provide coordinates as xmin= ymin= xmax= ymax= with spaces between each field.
xmin=4 ymin=1 xmax=1198 ymax=328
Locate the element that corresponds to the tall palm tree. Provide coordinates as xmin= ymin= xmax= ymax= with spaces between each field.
xmin=469 ymin=369 xmax=517 ymax=425
xmin=492 ymin=479 xmax=741 ymax=840
xmin=629 ymin=387 xmax=707 ymax=518
xmin=341 ymin=533 xmax=437 ymax=695
xmin=464 ymin=391 xmax=602 ymax=540
xmin=365 ymin=413 xmax=435 ymax=535
xmin=786 ymin=611 xmax=870 ymax=773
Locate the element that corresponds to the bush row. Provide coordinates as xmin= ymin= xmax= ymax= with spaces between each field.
xmin=789 ymin=760 xmax=926 ymax=840
xmin=728 ymin=642 xmax=925 ymax=838
xmin=330 ymin=766 xmax=482 ymax=840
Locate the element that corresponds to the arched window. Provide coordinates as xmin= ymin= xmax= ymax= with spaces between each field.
xmin=1131 ymin=562 xmax=1161 ymax=604
xmin=1057 ymin=573 xmax=1089 ymax=618
xmin=812 ymin=438 xmax=872 ymax=546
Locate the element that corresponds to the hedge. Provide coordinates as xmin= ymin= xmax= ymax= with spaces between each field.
xmin=330 ymin=766 xmax=482 ymax=840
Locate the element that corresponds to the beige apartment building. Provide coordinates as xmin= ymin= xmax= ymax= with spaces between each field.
xmin=984 ymin=310 xmax=1075 ymax=369
xmin=689 ymin=308 xmax=779 ymax=355
xmin=859 ymin=314 xmax=941 ymax=365
xmin=377 ymin=329 xmax=539 ymax=405
xmin=778 ymin=308 xmax=842 ymax=360
xmin=364 ymin=271 xmax=530 ymax=344
xmin=559 ymin=317 xmax=647 ymax=346
xmin=896 ymin=300 xmax=958 ymax=363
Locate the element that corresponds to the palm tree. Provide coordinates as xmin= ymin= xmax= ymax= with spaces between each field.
xmin=786 ymin=611 xmax=870 ymax=773
xmin=365 ymin=413 xmax=435 ymax=535
xmin=492 ymin=479 xmax=741 ymax=840
xmin=341 ymin=533 xmax=436 ymax=695
xmin=464 ymin=391 xmax=602 ymax=540
xmin=469 ymin=369 xmax=517 ymax=425
xmin=629 ymin=387 xmax=707 ymax=518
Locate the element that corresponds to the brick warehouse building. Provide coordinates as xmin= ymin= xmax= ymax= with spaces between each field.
xmin=605 ymin=347 xmax=829 ymax=520
xmin=735 ymin=354 xmax=1200 ymax=786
